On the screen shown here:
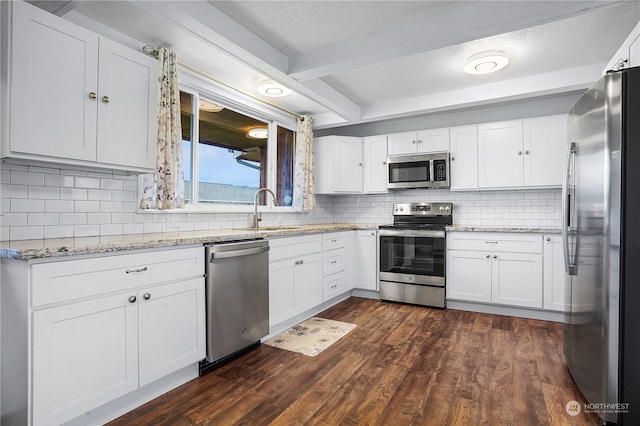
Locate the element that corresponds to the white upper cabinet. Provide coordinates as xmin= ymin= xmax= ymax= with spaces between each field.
xmin=523 ymin=115 xmax=568 ymax=187
xmin=96 ymin=39 xmax=157 ymax=169
xmin=387 ymin=128 xmax=449 ymax=155
xmin=314 ymin=136 xmax=363 ymax=194
xmin=477 ymin=116 xmax=568 ymax=189
xmin=449 ymin=125 xmax=478 ymax=190
xmin=362 ymin=135 xmax=388 ymax=193
xmin=478 ymin=120 xmax=524 ymax=188
xmin=604 ymin=20 xmax=640 ymax=72
xmin=1 ymin=1 xmax=157 ymax=172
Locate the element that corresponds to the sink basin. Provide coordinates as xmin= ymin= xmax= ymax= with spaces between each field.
xmin=238 ymin=226 xmax=305 ymax=231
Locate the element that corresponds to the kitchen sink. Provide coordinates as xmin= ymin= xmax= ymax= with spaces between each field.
xmin=237 ymin=225 xmax=306 ymax=231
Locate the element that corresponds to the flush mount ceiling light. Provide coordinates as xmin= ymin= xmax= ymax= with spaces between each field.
xmin=247 ymin=127 xmax=268 ymax=139
xmin=257 ymin=80 xmax=291 ymax=97
xmin=198 ymin=99 xmax=224 ymax=113
xmin=464 ymin=50 xmax=509 ymax=75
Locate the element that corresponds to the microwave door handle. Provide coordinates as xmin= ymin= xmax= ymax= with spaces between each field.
xmin=429 ymin=160 xmax=434 ymax=183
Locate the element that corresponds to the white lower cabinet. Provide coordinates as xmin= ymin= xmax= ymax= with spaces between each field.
xmin=2 ymin=247 xmax=205 ymax=426
xmin=447 ymin=232 xmax=543 ymax=309
xmin=353 ymin=230 xmax=378 ymax=290
xmin=32 ymin=292 xmax=139 ymax=426
xmin=543 ymin=234 xmax=567 ymax=311
xmin=269 ymin=235 xmax=323 ymax=327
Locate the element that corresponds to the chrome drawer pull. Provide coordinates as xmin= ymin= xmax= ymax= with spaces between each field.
xmin=125 ymin=266 xmax=148 ymax=274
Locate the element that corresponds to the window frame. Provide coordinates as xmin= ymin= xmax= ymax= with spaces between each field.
xmin=146 ymin=68 xmax=298 ymax=214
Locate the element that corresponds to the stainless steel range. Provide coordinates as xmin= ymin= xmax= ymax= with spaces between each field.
xmin=378 ymin=202 xmax=452 ymax=308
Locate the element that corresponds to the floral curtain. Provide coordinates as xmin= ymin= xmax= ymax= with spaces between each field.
xmin=293 ymin=115 xmax=315 ymax=211
xmin=140 ymin=47 xmax=184 ymax=210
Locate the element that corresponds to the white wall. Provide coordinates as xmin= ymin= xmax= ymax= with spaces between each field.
xmin=332 ymin=188 xmax=561 ymax=228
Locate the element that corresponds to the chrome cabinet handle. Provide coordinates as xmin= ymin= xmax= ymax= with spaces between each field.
xmin=295 ymin=260 xmax=300 ymax=265
xmin=128 ymin=295 xmax=137 ymax=303
xmin=102 ymin=95 xmax=110 ymax=103
xmin=125 ymin=266 xmax=148 ymax=274
xmin=525 ymin=150 xmax=530 ymax=155
xmin=518 ymin=151 xmax=523 ymax=155
xmin=486 ymin=254 xmax=490 ymax=259
xmin=382 ymin=161 xmax=387 ymax=165
xmin=417 ymin=140 xmax=422 ymax=144
xmin=412 ymin=140 xmax=416 ymax=144
xmin=546 ymin=237 xmax=551 ymax=242
xmin=88 ymin=92 xmax=97 ymax=100
xmin=358 ymin=163 xmax=362 ymax=166
xmin=331 ymin=239 xmax=337 ymax=243
xmin=485 ymin=241 xmax=498 ymax=245
xmin=143 ymin=293 xmax=151 ymax=300
xmin=300 ymin=259 xmax=304 ymax=265
xmin=451 ymin=156 xmax=456 ymax=161
xmin=493 ymin=255 xmax=498 ymax=259
xmin=331 ymin=260 xmax=337 ymax=264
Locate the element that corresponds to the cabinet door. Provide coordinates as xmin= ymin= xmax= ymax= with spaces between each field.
xmin=417 ymin=128 xmax=449 ymax=153
xmin=543 ymin=235 xmax=567 ymax=311
xmin=449 ymin=125 xmax=478 ymax=190
xmin=523 ymin=115 xmax=568 ymax=187
xmin=269 ymin=259 xmax=296 ymax=326
xmin=387 ymin=132 xmax=417 ymax=155
xmin=96 ymin=39 xmax=157 ymax=170
xmin=478 ymin=120 xmax=524 ymax=188
xmin=491 ymin=252 xmax=543 ymax=308
xmin=138 ymin=278 xmax=206 ymax=386
xmin=354 ymin=230 xmax=378 ymax=290
xmin=9 ymin=1 xmax=98 ymax=161
xmin=363 ymin=136 xmax=388 ymax=193
xmin=446 ymin=250 xmax=492 ymax=303
xmin=294 ymin=253 xmax=322 ymax=313
xmin=32 ymin=293 xmax=138 ymax=425
xmin=335 ymin=137 xmax=363 ymax=192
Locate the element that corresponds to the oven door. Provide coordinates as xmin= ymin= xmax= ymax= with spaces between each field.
xmin=379 ymin=229 xmax=445 ymax=286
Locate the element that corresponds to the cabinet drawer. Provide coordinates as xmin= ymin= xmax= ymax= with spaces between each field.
xmin=269 ymin=234 xmax=322 ymax=261
xmin=323 ymin=248 xmax=345 ymax=276
xmin=323 ymin=232 xmax=347 ymax=250
xmin=323 ymin=272 xmax=346 ymax=301
xmin=447 ymin=232 xmax=542 ymax=254
xmin=31 ymin=247 xmax=204 ymax=307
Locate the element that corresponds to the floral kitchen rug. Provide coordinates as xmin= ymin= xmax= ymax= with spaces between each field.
xmin=264 ymin=317 xmax=357 ymax=357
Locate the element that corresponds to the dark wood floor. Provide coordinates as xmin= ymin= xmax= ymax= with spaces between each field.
xmin=109 ymin=297 xmax=600 ymax=426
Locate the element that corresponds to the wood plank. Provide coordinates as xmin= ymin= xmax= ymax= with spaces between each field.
xmin=107 ymin=298 xmax=599 ymax=426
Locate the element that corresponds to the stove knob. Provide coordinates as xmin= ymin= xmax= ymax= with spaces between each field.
xmin=399 ymin=207 xmax=404 ymax=212
xmin=439 ymin=206 xmax=445 ymax=212
xmin=444 ymin=206 xmax=450 ymax=212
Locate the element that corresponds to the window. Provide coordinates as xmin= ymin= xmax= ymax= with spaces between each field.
xmin=180 ymin=90 xmax=295 ymax=208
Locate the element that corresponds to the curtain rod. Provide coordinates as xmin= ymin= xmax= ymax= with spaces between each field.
xmin=142 ymin=45 xmax=304 ymax=121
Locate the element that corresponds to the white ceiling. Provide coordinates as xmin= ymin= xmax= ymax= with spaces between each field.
xmin=36 ymin=0 xmax=640 ymax=129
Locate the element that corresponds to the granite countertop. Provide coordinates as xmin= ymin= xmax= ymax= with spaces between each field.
xmin=1 ymin=223 xmax=561 ymax=261
xmin=446 ymin=225 xmax=562 ymax=234
xmin=0 ymin=224 xmax=378 ymax=260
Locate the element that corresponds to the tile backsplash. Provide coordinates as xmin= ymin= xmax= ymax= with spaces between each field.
xmin=0 ymin=161 xmax=560 ymax=241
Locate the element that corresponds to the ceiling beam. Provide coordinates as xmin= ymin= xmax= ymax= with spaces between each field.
xmin=314 ymin=63 xmax=604 ymax=128
xmin=136 ymin=1 xmax=361 ymax=122
xmin=288 ymin=1 xmax=619 ymax=81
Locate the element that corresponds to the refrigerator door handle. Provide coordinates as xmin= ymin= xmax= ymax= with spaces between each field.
xmin=562 ymin=142 xmax=578 ymax=276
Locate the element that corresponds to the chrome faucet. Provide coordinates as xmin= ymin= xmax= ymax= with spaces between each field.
xmin=252 ymin=188 xmax=277 ymax=228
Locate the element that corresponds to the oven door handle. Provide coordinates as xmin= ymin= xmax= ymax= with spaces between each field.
xmin=378 ymin=229 xmax=445 ymax=238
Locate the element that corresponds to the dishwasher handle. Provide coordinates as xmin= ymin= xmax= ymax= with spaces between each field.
xmin=210 ymin=245 xmax=269 ymax=260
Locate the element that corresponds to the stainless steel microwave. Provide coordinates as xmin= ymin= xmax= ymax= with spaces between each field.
xmin=387 ymin=152 xmax=450 ymax=189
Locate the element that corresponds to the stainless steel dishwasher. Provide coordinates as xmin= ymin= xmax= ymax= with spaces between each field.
xmin=201 ymin=239 xmax=269 ymax=373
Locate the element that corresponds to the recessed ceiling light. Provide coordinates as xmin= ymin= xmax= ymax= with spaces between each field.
xmin=247 ymin=127 xmax=268 ymax=139
xmin=257 ymin=80 xmax=291 ymax=97
xmin=464 ymin=50 xmax=509 ymax=75
xmin=198 ymin=99 xmax=224 ymax=112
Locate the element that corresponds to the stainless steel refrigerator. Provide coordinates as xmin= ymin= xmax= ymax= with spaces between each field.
xmin=563 ymin=66 xmax=640 ymax=425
